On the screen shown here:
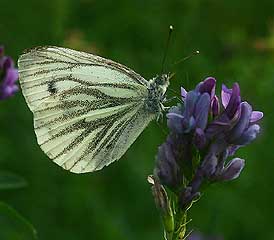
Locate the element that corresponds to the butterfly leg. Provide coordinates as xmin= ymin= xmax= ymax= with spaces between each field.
xmin=156 ymin=111 xmax=164 ymax=122
xmin=160 ymin=103 xmax=171 ymax=112
xmin=163 ymin=96 xmax=183 ymax=104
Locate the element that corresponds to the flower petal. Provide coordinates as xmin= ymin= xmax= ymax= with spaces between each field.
xmin=155 ymin=137 xmax=182 ymax=189
xmin=167 ymin=113 xmax=184 ymax=133
xmin=227 ymin=145 xmax=240 ymax=156
xmin=221 ymin=84 xmax=232 ymax=108
xmin=0 ymin=56 xmax=7 ymax=68
xmin=181 ymin=86 xmax=187 ymax=100
xmin=225 ymin=83 xmax=241 ymax=119
xmin=194 ymin=93 xmax=210 ymax=130
xmin=198 ymin=77 xmax=216 ymax=98
xmin=3 ymin=56 xmax=14 ymax=69
xmin=250 ymin=111 xmax=263 ymax=123
xmin=228 ymin=102 xmax=252 ymax=143
xmin=235 ymin=124 xmax=260 ymax=146
xmin=211 ymin=95 xmax=220 ymax=117
xmin=167 ymin=106 xmax=184 ymax=132
xmin=201 ymin=153 xmax=218 ymax=177
xmin=4 ymin=68 xmax=19 ymax=85
xmin=182 ymin=116 xmax=196 ymax=133
xmin=184 ymin=90 xmax=199 ymax=119
xmin=219 ymin=158 xmax=245 ymax=181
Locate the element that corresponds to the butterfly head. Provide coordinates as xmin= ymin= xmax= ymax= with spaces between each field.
xmin=154 ymin=73 xmax=170 ymax=86
xmin=154 ymin=73 xmax=170 ymax=97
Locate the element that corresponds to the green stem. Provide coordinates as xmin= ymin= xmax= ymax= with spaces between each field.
xmin=172 ymin=209 xmax=187 ymax=240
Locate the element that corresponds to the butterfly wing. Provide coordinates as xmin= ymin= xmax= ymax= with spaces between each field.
xmin=18 ymin=46 xmax=155 ymax=173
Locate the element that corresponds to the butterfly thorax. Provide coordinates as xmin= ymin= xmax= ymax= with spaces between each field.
xmin=145 ymin=74 xmax=170 ymax=116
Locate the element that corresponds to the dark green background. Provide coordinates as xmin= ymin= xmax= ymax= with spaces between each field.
xmin=1 ymin=0 xmax=273 ymax=239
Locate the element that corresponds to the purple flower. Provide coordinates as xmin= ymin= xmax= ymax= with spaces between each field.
xmin=154 ymin=135 xmax=183 ymax=189
xmin=188 ymin=232 xmax=223 ymax=240
xmin=157 ymin=78 xmax=218 ymax=190
xmin=207 ymin=84 xmax=263 ymax=150
xmin=154 ymin=77 xmax=263 ymax=210
xmin=221 ymin=83 xmax=263 ymax=124
xmin=206 ymin=83 xmax=241 ymax=139
xmin=222 ymin=83 xmax=241 ymax=119
xmin=152 ymin=77 xmax=263 ymax=239
xmin=197 ymin=77 xmax=216 ymax=98
xmin=0 ymin=46 xmax=19 ymax=100
xmin=168 ymin=77 xmax=215 ymax=134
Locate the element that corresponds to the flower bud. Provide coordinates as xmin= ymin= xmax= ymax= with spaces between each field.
xmin=218 ymin=158 xmax=245 ymax=181
xmin=198 ymin=77 xmax=216 ymax=98
xmin=148 ymin=176 xmax=174 ymax=239
xmin=181 ymin=86 xmax=187 ymax=100
xmin=211 ymin=96 xmax=220 ymax=117
xmin=224 ymin=83 xmax=241 ymax=119
xmin=154 ymin=136 xmax=182 ymax=189
xmin=234 ymin=124 xmax=260 ymax=146
xmin=228 ymin=102 xmax=252 ymax=143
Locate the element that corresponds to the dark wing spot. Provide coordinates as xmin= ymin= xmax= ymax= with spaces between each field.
xmin=48 ymin=81 xmax=58 ymax=94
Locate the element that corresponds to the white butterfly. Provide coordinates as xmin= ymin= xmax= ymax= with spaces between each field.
xmin=18 ymin=46 xmax=170 ymax=173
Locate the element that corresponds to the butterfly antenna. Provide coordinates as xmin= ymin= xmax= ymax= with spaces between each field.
xmin=161 ymin=25 xmax=174 ymax=74
xmin=172 ymin=50 xmax=200 ymax=66
xmin=169 ymin=72 xmax=176 ymax=80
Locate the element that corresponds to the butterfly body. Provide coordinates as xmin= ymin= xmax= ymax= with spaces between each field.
xmin=18 ymin=46 xmax=169 ymax=173
xmin=145 ymin=75 xmax=169 ymax=115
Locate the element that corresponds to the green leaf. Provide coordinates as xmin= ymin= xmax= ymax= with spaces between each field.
xmin=0 ymin=202 xmax=38 ymax=240
xmin=0 ymin=171 xmax=27 ymax=190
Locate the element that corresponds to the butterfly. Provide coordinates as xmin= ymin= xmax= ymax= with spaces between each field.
xmin=18 ymin=46 xmax=170 ymax=173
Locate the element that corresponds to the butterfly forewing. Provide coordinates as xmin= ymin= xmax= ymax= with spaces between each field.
xmin=18 ymin=46 xmax=155 ymax=173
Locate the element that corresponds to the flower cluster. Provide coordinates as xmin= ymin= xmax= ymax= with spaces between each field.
xmin=0 ymin=46 xmax=19 ymax=100
xmin=151 ymin=77 xmax=263 ymax=239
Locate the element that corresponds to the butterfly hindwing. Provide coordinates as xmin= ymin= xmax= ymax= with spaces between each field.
xmin=18 ymin=46 xmax=155 ymax=173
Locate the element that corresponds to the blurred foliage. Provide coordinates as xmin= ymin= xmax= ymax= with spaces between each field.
xmin=0 ymin=171 xmax=27 ymax=190
xmin=0 ymin=202 xmax=37 ymax=240
xmin=0 ymin=0 xmax=274 ymax=239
